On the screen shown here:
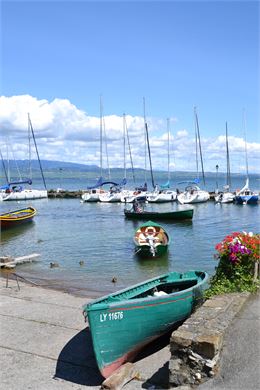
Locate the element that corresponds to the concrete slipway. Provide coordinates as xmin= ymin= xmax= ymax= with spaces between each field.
xmin=0 ymin=277 xmax=259 ymax=390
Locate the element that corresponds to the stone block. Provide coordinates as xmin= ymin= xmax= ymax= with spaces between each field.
xmin=194 ymin=334 xmax=223 ymax=359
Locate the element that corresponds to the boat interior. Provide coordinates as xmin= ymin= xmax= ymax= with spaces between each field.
xmin=90 ymin=275 xmax=200 ymax=306
xmin=135 ymin=226 xmax=168 ymax=245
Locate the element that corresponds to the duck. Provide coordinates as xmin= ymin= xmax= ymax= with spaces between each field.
xmin=50 ymin=262 xmax=59 ymax=268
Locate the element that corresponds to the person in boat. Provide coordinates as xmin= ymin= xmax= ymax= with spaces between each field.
xmin=143 ymin=226 xmax=159 ymax=256
xmin=133 ymin=198 xmax=143 ymax=213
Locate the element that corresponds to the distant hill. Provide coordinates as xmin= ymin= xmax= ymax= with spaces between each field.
xmin=1 ymin=159 xmax=259 ymax=180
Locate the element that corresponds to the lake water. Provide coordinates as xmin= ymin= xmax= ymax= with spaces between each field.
xmin=0 ymin=175 xmax=259 ymax=298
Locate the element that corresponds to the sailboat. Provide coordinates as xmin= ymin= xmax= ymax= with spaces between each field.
xmin=147 ymin=118 xmax=177 ymax=203
xmin=99 ymin=105 xmax=127 ymax=203
xmin=234 ymin=112 xmax=259 ymax=205
xmin=177 ymin=107 xmax=210 ymax=204
xmin=121 ymin=99 xmax=149 ymax=203
xmin=1 ymin=114 xmax=48 ymax=201
xmin=215 ymin=122 xmax=235 ymax=204
xmin=82 ymin=97 xmax=107 ymax=203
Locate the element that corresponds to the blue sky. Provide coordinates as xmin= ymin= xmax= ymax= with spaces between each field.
xmin=0 ymin=0 xmax=259 ymax=174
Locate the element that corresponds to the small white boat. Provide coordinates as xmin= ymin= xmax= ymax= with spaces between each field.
xmin=215 ymin=185 xmax=235 ymax=204
xmin=81 ymin=189 xmax=106 ymax=202
xmin=177 ymin=184 xmax=210 ymax=204
xmin=147 ymin=187 xmax=177 ymax=203
xmin=215 ymin=190 xmax=235 ymax=204
xmin=99 ymin=188 xmax=122 ymax=203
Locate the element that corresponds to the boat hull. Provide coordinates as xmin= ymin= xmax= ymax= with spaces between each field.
xmin=235 ymin=195 xmax=259 ymax=205
xmin=215 ymin=192 xmax=235 ymax=203
xmin=2 ymin=189 xmax=47 ymax=201
xmin=124 ymin=209 xmax=193 ymax=221
xmin=0 ymin=207 xmax=36 ymax=230
xmin=83 ymin=271 xmax=208 ymax=378
xmin=134 ymin=220 xmax=170 ymax=258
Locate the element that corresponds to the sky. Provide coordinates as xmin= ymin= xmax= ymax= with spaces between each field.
xmin=0 ymin=0 xmax=259 ymax=175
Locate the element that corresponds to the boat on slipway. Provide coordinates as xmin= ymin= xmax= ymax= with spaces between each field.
xmin=133 ymin=220 xmax=170 ymax=257
xmin=83 ymin=270 xmax=208 ymax=378
xmin=0 ymin=206 xmax=36 ymax=230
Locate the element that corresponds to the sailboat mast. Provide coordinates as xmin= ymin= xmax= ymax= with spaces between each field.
xmin=145 ymin=122 xmax=155 ymax=188
xmin=99 ymin=95 xmax=103 ymax=178
xmin=124 ymin=114 xmax=136 ymax=184
xmin=143 ymin=97 xmax=147 ymax=183
xmin=0 ymin=148 xmax=9 ymax=183
xmin=123 ymin=114 xmax=126 ymax=180
xmin=103 ymin=116 xmax=111 ymax=180
xmin=27 ymin=113 xmax=32 ymax=180
xmin=167 ymin=118 xmax=170 ymax=182
xmin=194 ymin=107 xmax=206 ymax=186
xmin=28 ymin=113 xmax=47 ymax=190
xmin=225 ymin=122 xmax=231 ymax=188
xmin=243 ymin=109 xmax=249 ymax=178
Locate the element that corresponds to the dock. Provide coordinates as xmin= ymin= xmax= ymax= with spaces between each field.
xmin=0 ymin=253 xmax=40 ymax=268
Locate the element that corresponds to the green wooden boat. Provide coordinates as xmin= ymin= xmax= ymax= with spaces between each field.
xmin=124 ymin=208 xmax=193 ymax=221
xmin=83 ymin=270 xmax=208 ymax=378
xmin=134 ymin=220 xmax=170 ymax=258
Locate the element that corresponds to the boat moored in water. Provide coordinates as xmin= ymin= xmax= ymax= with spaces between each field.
xmin=0 ymin=206 xmax=37 ymax=230
xmin=134 ymin=220 xmax=170 ymax=257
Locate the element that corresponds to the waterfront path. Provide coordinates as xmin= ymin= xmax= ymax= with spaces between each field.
xmin=0 ymin=277 xmax=259 ymax=390
xmin=198 ymin=292 xmax=260 ymax=390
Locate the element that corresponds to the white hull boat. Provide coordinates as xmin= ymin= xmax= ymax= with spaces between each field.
xmin=2 ymin=189 xmax=47 ymax=201
xmin=177 ymin=185 xmax=210 ymax=204
xmin=147 ymin=190 xmax=177 ymax=203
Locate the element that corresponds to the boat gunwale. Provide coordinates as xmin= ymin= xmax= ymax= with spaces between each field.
xmin=0 ymin=207 xmax=36 ymax=221
xmin=84 ymin=271 xmax=208 ymax=312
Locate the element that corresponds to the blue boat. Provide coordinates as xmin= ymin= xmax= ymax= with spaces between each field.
xmin=235 ymin=179 xmax=259 ymax=205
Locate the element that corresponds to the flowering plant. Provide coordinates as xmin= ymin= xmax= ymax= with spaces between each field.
xmin=215 ymin=231 xmax=260 ymax=265
xmin=205 ymin=231 xmax=259 ymax=297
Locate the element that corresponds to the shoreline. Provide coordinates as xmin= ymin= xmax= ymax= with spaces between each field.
xmin=0 ymin=271 xmax=104 ymax=300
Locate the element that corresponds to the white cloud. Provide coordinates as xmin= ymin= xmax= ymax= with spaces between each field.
xmin=0 ymin=95 xmax=259 ymax=173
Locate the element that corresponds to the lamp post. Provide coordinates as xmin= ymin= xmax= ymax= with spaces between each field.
xmin=59 ymin=168 xmax=63 ymax=191
xmin=216 ymin=164 xmax=219 ymax=193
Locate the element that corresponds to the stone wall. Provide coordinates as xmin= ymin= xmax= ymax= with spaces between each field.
xmin=169 ymin=292 xmax=250 ymax=387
